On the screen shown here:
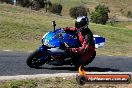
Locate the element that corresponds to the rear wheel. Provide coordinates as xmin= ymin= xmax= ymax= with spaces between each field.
xmin=26 ymin=50 xmax=48 ymax=68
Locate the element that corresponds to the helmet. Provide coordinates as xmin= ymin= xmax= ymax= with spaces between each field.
xmin=75 ymin=16 xmax=89 ymax=29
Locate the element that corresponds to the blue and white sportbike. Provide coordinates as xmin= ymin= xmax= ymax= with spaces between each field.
xmin=26 ymin=21 xmax=105 ymax=68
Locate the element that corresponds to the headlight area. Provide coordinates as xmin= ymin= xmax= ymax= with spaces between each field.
xmin=41 ymin=38 xmax=54 ymax=47
xmin=42 ymin=38 xmax=49 ymax=45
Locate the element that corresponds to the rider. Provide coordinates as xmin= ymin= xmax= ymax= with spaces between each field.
xmin=64 ymin=16 xmax=95 ymax=67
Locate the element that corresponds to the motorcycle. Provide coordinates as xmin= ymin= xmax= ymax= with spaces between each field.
xmin=26 ymin=21 xmax=105 ymax=68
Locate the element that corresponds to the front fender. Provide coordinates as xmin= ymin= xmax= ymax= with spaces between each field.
xmin=38 ymin=45 xmax=48 ymax=52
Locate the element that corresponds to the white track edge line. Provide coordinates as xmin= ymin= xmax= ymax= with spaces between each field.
xmin=0 ymin=72 xmax=132 ymax=81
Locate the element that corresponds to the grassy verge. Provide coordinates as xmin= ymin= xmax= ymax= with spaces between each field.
xmin=0 ymin=4 xmax=74 ymax=51
xmin=0 ymin=77 xmax=132 ymax=88
xmin=107 ymin=21 xmax=132 ymax=29
xmin=51 ymin=0 xmax=132 ymax=18
xmin=0 ymin=4 xmax=132 ymax=56
xmin=90 ymin=24 xmax=132 ymax=56
xmin=51 ymin=0 xmax=132 ymax=16
xmin=51 ymin=0 xmax=99 ymax=16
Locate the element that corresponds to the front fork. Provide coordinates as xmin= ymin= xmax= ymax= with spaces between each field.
xmin=37 ymin=45 xmax=50 ymax=61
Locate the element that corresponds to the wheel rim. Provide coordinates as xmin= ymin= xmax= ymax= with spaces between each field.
xmin=31 ymin=57 xmax=41 ymax=67
xmin=31 ymin=52 xmax=48 ymax=67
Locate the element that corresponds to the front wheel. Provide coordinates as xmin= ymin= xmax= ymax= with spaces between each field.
xmin=26 ymin=50 xmax=48 ymax=68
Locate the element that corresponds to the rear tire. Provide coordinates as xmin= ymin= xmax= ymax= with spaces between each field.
xmin=26 ymin=50 xmax=48 ymax=68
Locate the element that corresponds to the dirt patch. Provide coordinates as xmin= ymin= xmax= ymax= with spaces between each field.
xmin=126 ymin=25 xmax=132 ymax=29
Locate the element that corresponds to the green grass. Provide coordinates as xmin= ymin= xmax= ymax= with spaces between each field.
xmin=51 ymin=0 xmax=99 ymax=16
xmin=0 ymin=80 xmax=37 ymax=88
xmin=50 ymin=0 xmax=132 ymax=17
xmin=90 ymin=24 xmax=132 ymax=56
xmin=0 ymin=3 xmax=132 ymax=56
xmin=0 ymin=4 xmax=74 ymax=51
xmin=0 ymin=77 xmax=131 ymax=88
xmin=107 ymin=21 xmax=132 ymax=28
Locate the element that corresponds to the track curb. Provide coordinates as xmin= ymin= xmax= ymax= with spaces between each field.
xmin=0 ymin=72 xmax=132 ymax=81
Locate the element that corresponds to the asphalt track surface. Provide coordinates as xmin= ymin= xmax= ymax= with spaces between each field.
xmin=0 ymin=51 xmax=132 ymax=76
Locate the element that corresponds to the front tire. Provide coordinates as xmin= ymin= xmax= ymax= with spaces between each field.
xmin=26 ymin=50 xmax=48 ymax=68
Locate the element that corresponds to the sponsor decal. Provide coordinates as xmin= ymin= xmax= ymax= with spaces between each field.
xmin=76 ymin=66 xmax=131 ymax=85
